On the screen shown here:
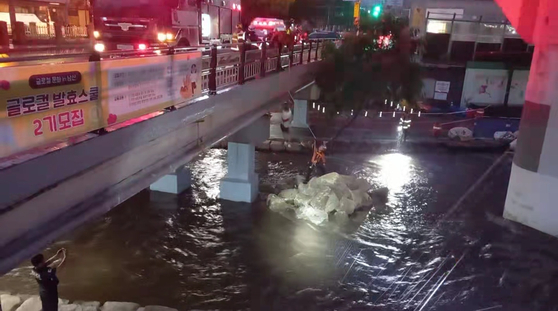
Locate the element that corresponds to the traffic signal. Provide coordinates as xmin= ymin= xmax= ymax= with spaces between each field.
xmin=372 ymin=4 xmax=382 ymax=18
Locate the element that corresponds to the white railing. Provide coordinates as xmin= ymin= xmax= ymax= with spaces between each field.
xmin=293 ymin=52 xmax=302 ymax=65
xmin=280 ymin=55 xmax=289 ymax=67
xmin=266 ymin=58 xmax=277 ymax=73
xmin=11 ymin=24 xmax=88 ymax=39
xmin=244 ymin=61 xmax=260 ymax=80
xmin=201 ymin=72 xmax=210 ymax=91
xmin=64 ymin=26 xmax=88 ymax=38
xmin=216 ymin=66 xmax=239 ymax=88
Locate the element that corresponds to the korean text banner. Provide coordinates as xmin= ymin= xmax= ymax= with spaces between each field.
xmin=100 ymin=52 xmax=202 ymax=126
xmin=0 ymin=62 xmax=102 ymax=158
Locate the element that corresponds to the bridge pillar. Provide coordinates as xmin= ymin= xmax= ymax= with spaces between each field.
xmin=220 ymin=115 xmax=270 ymax=203
xmin=291 ymin=99 xmax=309 ymax=128
xmin=220 ymin=142 xmax=258 ymax=203
xmin=150 ymin=166 xmax=191 ymax=194
xmin=503 ymin=0 xmax=558 ymax=236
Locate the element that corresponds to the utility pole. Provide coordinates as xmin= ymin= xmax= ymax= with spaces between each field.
xmin=8 ymin=0 xmax=17 ymax=35
xmin=354 ymin=0 xmax=360 ymax=33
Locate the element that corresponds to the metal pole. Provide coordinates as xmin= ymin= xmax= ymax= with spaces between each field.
xmin=424 ymin=11 xmax=430 ymax=35
xmin=500 ymin=20 xmax=507 ymax=52
xmin=209 ymin=45 xmax=217 ymax=95
xmin=8 ymin=0 xmax=16 ymax=35
xmin=239 ymin=42 xmax=246 ymax=84
xmin=197 ymin=1 xmax=203 ymax=45
xmin=503 ymin=68 xmax=513 ymax=107
xmin=307 ymin=40 xmax=312 ymax=63
xmin=299 ymin=43 xmax=304 ymax=65
xmin=446 ymin=13 xmax=456 ymax=61
xmin=472 ymin=16 xmax=483 ymax=61
xmin=260 ymin=42 xmax=267 ymax=77
xmin=289 ymin=45 xmax=294 ymax=67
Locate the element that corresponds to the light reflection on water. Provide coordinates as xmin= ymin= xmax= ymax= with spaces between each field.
xmin=1 ymin=148 xmax=558 ymax=310
xmin=375 ymin=153 xmax=413 ymax=195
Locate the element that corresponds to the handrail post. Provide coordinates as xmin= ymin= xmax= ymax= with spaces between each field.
xmin=307 ymin=41 xmax=312 ymax=63
xmin=238 ymin=42 xmax=246 ymax=85
xmin=260 ymin=42 xmax=267 ymax=78
xmin=315 ymin=40 xmax=320 ymax=61
xmin=209 ymin=44 xmax=217 ymax=95
xmin=276 ymin=45 xmax=283 ymax=72
xmin=299 ymin=43 xmax=304 ymax=65
xmin=89 ymin=45 xmax=107 ymax=135
xmin=289 ymin=45 xmax=294 ymax=67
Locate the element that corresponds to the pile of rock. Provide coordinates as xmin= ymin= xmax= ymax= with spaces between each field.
xmin=0 ymin=293 xmax=177 ymax=311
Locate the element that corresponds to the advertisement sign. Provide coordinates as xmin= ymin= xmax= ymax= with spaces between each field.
xmin=0 ymin=62 xmax=101 ymax=157
xmin=508 ymin=70 xmax=529 ymax=106
xmin=100 ymin=52 xmax=202 ymax=126
xmin=461 ymin=68 xmax=508 ymax=106
xmin=435 ymin=81 xmax=451 ymax=93
xmin=217 ymin=52 xmax=241 ymax=67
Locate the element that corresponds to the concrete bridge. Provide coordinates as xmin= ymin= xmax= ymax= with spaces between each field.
xmin=0 ymin=43 xmax=322 ymax=274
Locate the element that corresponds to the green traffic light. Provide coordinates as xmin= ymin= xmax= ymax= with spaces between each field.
xmin=372 ymin=5 xmax=382 ymax=18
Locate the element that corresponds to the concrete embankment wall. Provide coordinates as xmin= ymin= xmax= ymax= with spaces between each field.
xmin=1 ymin=292 xmax=177 ymax=311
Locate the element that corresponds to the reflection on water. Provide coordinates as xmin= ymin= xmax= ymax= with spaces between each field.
xmin=1 ymin=148 xmax=558 ymax=310
xmin=375 ymin=153 xmax=413 ymax=195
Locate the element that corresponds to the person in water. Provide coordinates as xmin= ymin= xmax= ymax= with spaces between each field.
xmin=305 ymin=141 xmax=327 ymax=182
xmin=31 ymin=248 xmax=67 ymax=311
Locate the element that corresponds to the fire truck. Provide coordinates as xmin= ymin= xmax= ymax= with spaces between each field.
xmin=91 ymin=0 xmax=241 ymax=52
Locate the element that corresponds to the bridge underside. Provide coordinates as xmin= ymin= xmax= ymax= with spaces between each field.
xmin=0 ymin=63 xmax=318 ymax=275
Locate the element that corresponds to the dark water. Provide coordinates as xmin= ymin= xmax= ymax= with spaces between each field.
xmin=2 ymin=146 xmax=558 ymax=311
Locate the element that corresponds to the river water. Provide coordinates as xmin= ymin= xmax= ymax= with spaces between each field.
xmin=1 ymin=146 xmax=558 ymax=311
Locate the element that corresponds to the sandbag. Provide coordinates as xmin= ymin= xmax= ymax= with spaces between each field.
xmin=267 ymin=173 xmax=373 ymax=225
xmin=448 ymin=127 xmax=473 ymax=141
xmin=494 ymin=131 xmax=516 ymax=141
xmin=510 ymin=139 xmax=517 ymax=151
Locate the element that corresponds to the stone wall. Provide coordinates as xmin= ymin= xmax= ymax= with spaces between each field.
xmin=0 ymin=293 xmax=177 ymax=311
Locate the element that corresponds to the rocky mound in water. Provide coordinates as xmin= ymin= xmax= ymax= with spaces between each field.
xmin=267 ymin=172 xmax=375 ymax=225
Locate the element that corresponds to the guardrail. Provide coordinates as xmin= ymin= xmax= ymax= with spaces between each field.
xmin=0 ymin=40 xmax=330 ymax=159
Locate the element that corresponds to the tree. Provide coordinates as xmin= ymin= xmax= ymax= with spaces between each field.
xmin=313 ymin=14 xmax=423 ymax=116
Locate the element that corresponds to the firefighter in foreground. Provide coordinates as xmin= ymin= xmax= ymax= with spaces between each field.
xmin=305 ymin=141 xmax=327 ymax=183
xmin=400 ymin=111 xmax=412 ymax=142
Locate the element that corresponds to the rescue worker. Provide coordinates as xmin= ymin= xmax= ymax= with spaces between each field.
xmin=232 ymin=23 xmax=244 ymax=44
xmin=280 ymin=102 xmax=292 ymax=133
xmin=400 ymin=111 xmax=412 ymax=142
xmin=30 ymin=248 xmax=67 ymax=311
xmin=305 ymin=141 xmax=327 ymax=182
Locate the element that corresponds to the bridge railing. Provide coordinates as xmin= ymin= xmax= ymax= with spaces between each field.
xmin=0 ymin=41 xmax=330 ymax=159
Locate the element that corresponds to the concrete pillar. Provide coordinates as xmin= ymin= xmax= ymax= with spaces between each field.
xmin=220 ymin=142 xmax=259 ymax=203
xmin=150 ymin=167 xmax=191 ymax=194
xmin=291 ymin=99 xmax=309 ymax=128
xmin=54 ymin=22 xmax=63 ymax=44
xmin=219 ymin=115 xmax=270 ymax=203
xmin=503 ymin=0 xmax=558 ymax=236
xmin=0 ymin=21 xmax=8 ymax=47
xmin=13 ymin=22 xmax=26 ymax=45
